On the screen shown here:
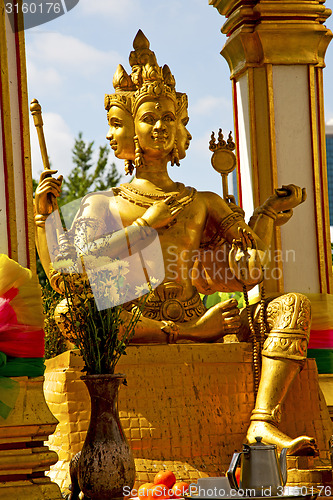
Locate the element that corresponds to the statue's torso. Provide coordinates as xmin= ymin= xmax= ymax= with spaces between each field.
xmin=112 ymin=184 xmax=205 ymax=298
xmin=74 ymin=184 xmax=234 ymax=323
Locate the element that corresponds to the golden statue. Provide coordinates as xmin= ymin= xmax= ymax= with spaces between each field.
xmin=34 ymin=30 xmax=316 ymax=456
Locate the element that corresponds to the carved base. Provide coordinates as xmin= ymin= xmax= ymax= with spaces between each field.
xmin=0 ymin=376 xmax=62 ymax=499
xmin=287 ymin=456 xmax=333 ymax=489
xmin=0 ymin=480 xmax=62 ymax=500
xmin=44 ymin=345 xmax=332 ymax=492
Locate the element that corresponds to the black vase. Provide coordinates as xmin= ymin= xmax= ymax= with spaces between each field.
xmin=78 ymin=373 xmax=135 ymax=500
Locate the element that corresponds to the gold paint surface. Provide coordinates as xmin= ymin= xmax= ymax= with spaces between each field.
xmin=0 ymin=377 xmax=62 ymax=499
xmin=309 ymin=65 xmax=326 ymax=293
xmin=266 ymin=64 xmax=283 ymax=294
xmin=0 ymin=0 xmax=35 ymax=271
xmin=0 ymin=3 xmax=18 ymax=261
xmin=17 ymin=22 xmax=36 ymax=273
xmin=316 ymin=68 xmax=333 ymax=293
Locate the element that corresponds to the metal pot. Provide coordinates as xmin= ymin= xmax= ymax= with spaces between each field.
xmin=227 ymin=436 xmax=288 ymax=496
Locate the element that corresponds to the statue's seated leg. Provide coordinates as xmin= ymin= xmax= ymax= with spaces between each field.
xmin=56 ymin=296 xmax=238 ymax=345
xmin=246 ymin=293 xmax=318 ymax=456
xmin=120 ymin=299 xmax=240 ymax=344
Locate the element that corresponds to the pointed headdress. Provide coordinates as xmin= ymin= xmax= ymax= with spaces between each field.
xmin=105 ymin=30 xmax=178 ymax=116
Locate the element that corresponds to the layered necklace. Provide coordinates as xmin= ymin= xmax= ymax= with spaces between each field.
xmin=115 ymin=182 xmax=197 ymax=209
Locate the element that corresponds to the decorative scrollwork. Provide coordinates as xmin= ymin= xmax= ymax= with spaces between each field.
xmin=263 ymin=293 xmax=311 ymax=362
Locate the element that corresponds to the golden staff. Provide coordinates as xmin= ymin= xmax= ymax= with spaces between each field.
xmin=30 ymin=98 xmax=51 ymax=170
xmin=209 ymin=129 xmax=236 ymax=201
xmin=30 ymin=98 xmax=59 ymax=212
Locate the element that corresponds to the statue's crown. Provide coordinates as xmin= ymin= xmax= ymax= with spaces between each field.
xmin=129 ymin=30 xmax=177 ymax=115
xmin=105 ymin=30 xmax=178 ymax=116
xmin=104 ymin=65 xmax=134 ymax=112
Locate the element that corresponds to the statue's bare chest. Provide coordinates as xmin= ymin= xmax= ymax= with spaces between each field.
xmin=109 ymin=193 xmax=206 ymax=252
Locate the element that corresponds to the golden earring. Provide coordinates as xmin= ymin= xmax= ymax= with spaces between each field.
xmin=124 ymin=160 xmax=134 ymax=176
xmin=170 ymin=139 xmax=180 ymax=167
xmin=134 ymin=135 xmax=144 ymax=169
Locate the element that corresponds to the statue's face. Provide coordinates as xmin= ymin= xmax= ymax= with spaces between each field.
xmin=134 ymin=97 xmax=177 ymax=159
xmin=177 ymin=106 xmax=192 ymax=160
xmin=106 ymin=105 xmax=135 ymax=160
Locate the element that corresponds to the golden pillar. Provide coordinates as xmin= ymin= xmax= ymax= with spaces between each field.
xmin=0 ymin=2 xmax=62 ymax=497
xmin=209 ymin=0 xmax=332 ymax=295
xmin=0 ymin=0 xmax=35 ymax=273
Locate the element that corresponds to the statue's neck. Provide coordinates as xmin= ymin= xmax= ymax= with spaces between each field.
xmin=133 ymin=159 xmax=178 ymax=192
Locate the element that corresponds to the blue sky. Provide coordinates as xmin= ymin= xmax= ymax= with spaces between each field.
xmin=26 ymin=0 xmax=333 ymax=196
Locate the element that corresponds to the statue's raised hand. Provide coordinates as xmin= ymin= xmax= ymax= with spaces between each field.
xmin=141 ymin=195 xmax=185 ymax=229
xmin=266 ymin=184 xmax=306 ymax=213
xmin=35 ymin=169 xmax=63 ymax=215
xmin=229 ymin=228 xmax=264 ymax=286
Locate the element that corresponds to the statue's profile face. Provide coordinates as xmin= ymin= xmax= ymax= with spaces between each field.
xmin=106 ymin=105 xmax=135 ymax=160
xmin=134 ymin=96 xmax=177 ymax=159
xmin=177 ymin=106 xmax=192 ymax=160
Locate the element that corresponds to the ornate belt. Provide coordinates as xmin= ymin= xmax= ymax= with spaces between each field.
xmin=126 ymin=282 xmax=206 ymax=323
xmin=142 ymin=288 xmax=206 ymax=323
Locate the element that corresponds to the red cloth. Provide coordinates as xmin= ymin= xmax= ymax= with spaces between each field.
xmin=0 ymin=286 xmax=45 ymax=358
xmin=308 ymin=329 xmax=333 ymax=349
xmin=0 ymin=326 xmax=44 ymax=357
xmin=0 ymin=288 xmax=18 ymax=328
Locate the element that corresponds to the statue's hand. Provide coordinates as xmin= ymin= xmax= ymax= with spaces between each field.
xmin=226 ymin=195 xmax=245 ymax=219
xmin=275 ymin=209 xmax=293 ymax=226
xmin=220 ymin=298 xmax=241 ymax=334
xmin=141 ymin=195 xmax=184 ymax=229
xmin=35 ymin=169 xmax=63 ymax=215
xmin=265 ymin=184 xmax=306 ymax=213
xmin=229 ymin=228 xmax=264 ymax=286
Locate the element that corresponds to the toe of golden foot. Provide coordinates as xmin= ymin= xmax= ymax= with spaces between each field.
xmin=287 ymin=438 xmax=319 ymax=457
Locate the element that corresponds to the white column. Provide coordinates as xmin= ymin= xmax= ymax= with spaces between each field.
xmin=0 ymin=1 xmax=35 ymax=271
xmin=210 ymin=0 xmax=332 ymax=295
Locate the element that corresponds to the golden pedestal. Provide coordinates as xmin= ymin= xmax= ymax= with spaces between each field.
xmin=0 ymin=376 xmax=62 ymax=499
xmin=44 ymin=344 xmax=333 ymax=492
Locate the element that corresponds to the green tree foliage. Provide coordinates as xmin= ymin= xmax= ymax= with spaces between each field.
xmin=60 ymin=132 xmax=121 ymax=205
xmin=55 ymin=133 xmax=122 ymax=226
xmin=42 ymin=282 xmax=67 ymax=360
xmin=33 ymin=132 xmax=122 ymax=207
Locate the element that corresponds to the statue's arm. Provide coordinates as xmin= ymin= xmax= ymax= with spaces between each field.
xmin=202 ymin=191 xmax=268 ymax=253
xmin=200 ymin=191 xmax=274 ymax=289
xmin=72 ymin=193 xmax=184 ymax=260
xmin=196 ymin=185 xmax=306 ymax=292
xmin=34 ymin=169 xmax=63 ymax=281
xmin=70 ymin=194 xmax=148 ymax=261
xmin=248 ymin=184 xmax=306 ymax=246
xmin=203 ymin=185 xmax=306 ymax=260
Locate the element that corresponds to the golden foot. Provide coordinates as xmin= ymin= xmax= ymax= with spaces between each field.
xmin=246 ymin=421 xmax=318 ymax=456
